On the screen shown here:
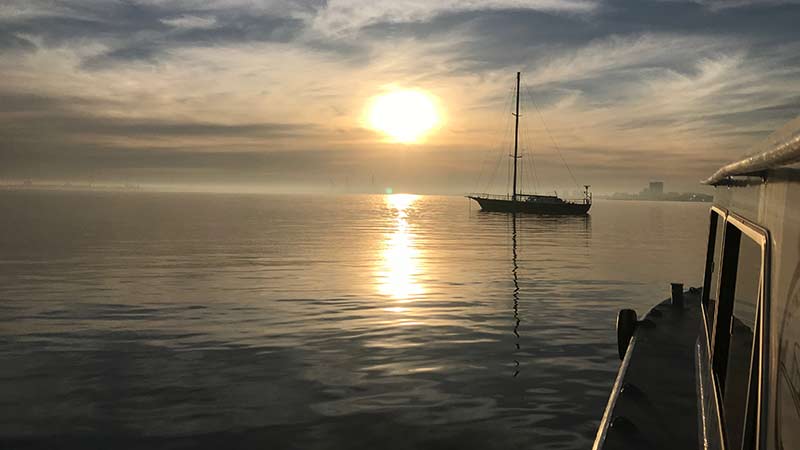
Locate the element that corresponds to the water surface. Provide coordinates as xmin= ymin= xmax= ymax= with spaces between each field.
xmin=0 ymin=191 xmax=709 ymax=449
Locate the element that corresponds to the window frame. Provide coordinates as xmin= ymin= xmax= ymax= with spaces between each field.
xmin=701 ymin=208 xmax=771 ymax=450
xmin=703 ymin=206 xmax=727 ymax=331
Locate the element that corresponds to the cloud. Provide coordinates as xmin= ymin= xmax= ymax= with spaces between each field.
xmin=0 ymin=30 xmax=35 ymax=51
xmin=160 ymin=14 xmax=218 ymax=29
xmin=0 ymin=90 xmax=319 ymax=153
xmin=0 ymin=0 xmax=799 ymax=192
xmin=683 ymin=0 xmax=800 ymax=10
xmin=0 ymin=1 xmax=307 ymax=67
xmin=310 ymin=0 xmax=598 ymax=36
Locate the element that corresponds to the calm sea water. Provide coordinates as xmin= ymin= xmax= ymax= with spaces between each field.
xmin=0 ymin=190 xmax=709 ymax=449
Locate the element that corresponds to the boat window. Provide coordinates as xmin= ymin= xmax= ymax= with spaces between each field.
xmin=724 ymin=234 xmax=761 ymax=450
xmin=703 ymin=210 xmax=725 ymax=328
xmin=711 ymin=221 xmax=763 ymax=450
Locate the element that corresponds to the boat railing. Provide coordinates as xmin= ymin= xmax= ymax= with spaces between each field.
xmin=467 ymin=192 xmax=591 ymax=203
xmin=703 ymin=115 xmax=800 ymax=185
xmin=467 ymin=192 xmax=514 ymax=200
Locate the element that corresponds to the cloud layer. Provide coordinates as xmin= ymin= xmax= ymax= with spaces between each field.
xmin=1 ymin=0 xmax=799 ymax=193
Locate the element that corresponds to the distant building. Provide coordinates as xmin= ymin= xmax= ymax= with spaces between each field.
xmin=640 ymin=181 xmax=664 ymax=199
xmin=649 ymin=181 xmax=664 ymax=196
xmin=604 ymin=180 xmax=712 ymax=202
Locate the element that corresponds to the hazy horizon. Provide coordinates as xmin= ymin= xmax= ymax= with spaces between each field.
xmin=0 ymin=177 xmax=713 ymax=197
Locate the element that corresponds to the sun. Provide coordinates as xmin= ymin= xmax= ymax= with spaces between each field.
xmin=367 ymin=89 xmax=440 ymax=144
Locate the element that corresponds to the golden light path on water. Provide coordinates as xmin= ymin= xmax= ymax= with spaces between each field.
xmin=377 ymin=194 xmax=423 ymax=303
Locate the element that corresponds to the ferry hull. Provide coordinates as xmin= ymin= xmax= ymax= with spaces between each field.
xmin=469 ymin=197 xmax=591 ymax=215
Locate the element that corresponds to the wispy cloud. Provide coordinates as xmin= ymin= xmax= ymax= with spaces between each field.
xmin=160 ymin=14 xmax=218 ymax=29
xmin=310 ymin=0 xmax=598 ymax=35
xmin=0 ymin=0 xmax=799 ymax=191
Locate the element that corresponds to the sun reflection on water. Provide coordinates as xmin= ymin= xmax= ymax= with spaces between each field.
xmin=377 ymin=194 xmax=424 ymax=300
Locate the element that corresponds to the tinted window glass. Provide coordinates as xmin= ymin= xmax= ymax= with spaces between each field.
xmin=707 ymin=214 xmax=725 ymax=324
xmin=722 ymin=234 xmax=761 ymax=450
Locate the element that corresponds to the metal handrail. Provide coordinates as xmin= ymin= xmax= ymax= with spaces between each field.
xmin=467 ymin=192 xmax=589 ymax=203
xmin=703 ymin=115 xmax=800 ymax=185
xmin=592 ymin=335 xmax=637 ymax=450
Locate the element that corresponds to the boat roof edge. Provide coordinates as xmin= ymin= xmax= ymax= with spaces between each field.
xmin=703 ymin=115 xmax=800 ymax=186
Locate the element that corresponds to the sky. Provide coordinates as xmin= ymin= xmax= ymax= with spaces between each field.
xmin=1 ymin=0 xmax=799 ymax=194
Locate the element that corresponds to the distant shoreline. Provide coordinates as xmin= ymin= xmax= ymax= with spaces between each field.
xmin=602 ymin=197 xmax=712 ymax=203
xmin=597 ymin=194 xmax=712 ymax=203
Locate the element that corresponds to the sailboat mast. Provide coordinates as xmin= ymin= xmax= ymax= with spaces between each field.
xmin=512 ymin=71 xmax=521 ymax=202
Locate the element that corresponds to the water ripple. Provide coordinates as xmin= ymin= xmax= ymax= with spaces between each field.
xmin=0 ymin=191 xmax=708 ymax=449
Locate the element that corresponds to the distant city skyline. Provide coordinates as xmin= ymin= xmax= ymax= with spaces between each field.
xmin=1 ymin=0 xmax=799 ymax=194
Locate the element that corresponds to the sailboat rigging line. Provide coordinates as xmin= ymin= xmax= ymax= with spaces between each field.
xmin=525 ymin=128 xmax=537 ymax=194
xmin=476 ymin=85 xmax=511 ymax=194
xmin=501 ymin=78 xmax=518 ymax=196
xmin=518 ymin=106 xmax=540 ymax=195
xmin=506 ymin=147 xmax=512 ymax=196
xmin=498 ymin=83 xmax=517 ymax=194
xmin=495 ymin=110 xmax=515 ymax=194
xmin=482 ymin=82 xmax=517 ymax=194
xmin=520 ymin=99 xmax=542 ymax=194
xmin=483 ymin=133 xmax=507 ymax=194
xmin=524 ymin=85 xmax=580 ymax=191
xmin=524 ymin=156 xmax=535 ymax=196
xmin=476 ymin=91 xmax=505 ymax=193
xmin=520 ymin=132 xmax=533 ymax=195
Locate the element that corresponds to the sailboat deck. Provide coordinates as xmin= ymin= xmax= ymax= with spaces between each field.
xmin=467 ymin=193 xmax=582 ymax=203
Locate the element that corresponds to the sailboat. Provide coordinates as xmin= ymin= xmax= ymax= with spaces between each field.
xmin=468 ymin=72 xmax=592 ymax=215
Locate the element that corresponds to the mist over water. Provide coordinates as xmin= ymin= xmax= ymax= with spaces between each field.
xmin=0 ymin=191 xmax=708 ymax=449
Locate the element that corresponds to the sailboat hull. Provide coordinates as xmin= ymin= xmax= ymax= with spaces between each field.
xmin=469 ymin=197 xmax=591 ymax=215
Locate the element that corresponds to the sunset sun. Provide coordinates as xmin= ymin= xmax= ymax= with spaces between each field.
xmin=367 ymin=89 xmax=440 ymax=144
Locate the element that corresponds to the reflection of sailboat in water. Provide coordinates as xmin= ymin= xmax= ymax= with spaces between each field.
xmin=511 ymin=214 xmax=521 ymax=377
xmin=504 ymin=213 xmax=591 ymax=377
